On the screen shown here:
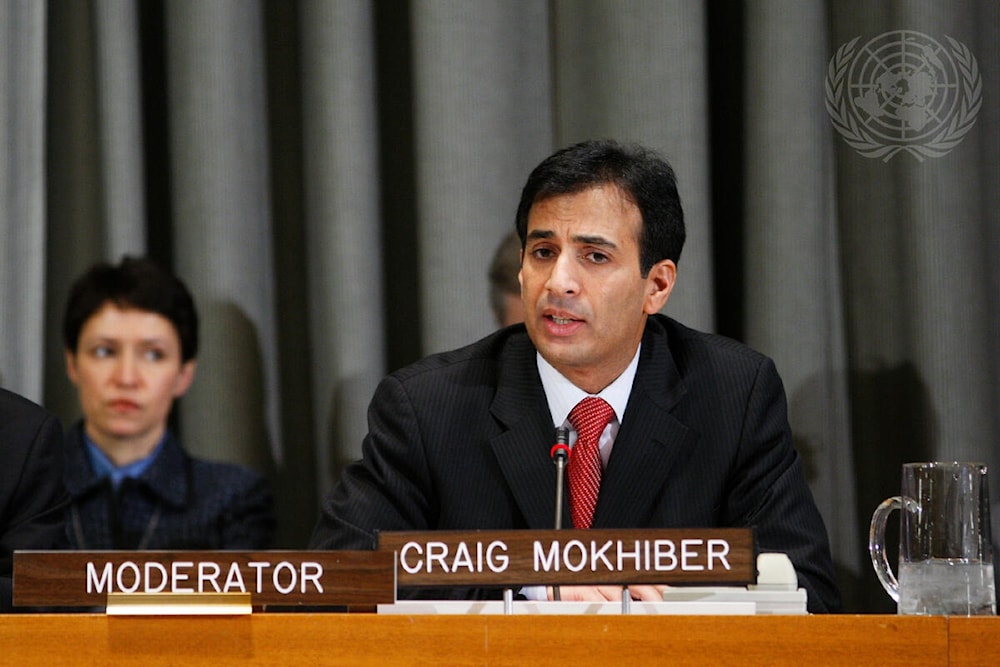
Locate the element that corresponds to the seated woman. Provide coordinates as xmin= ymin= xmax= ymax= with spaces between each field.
xmin=62 ymin=256 xmax=274 ymax=549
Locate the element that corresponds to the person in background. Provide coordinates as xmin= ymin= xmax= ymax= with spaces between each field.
xmin=488 ymin=230 xmax=525 ymax=327
xmin=62 ymin=256 xmax=274 ymax=549
xmin=309 ymin=139 xmax=840 ymax=613
xmin=0 ymin=388 xmax=69 ymax=612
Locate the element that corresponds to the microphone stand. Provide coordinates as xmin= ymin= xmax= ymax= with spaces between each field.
xmin=550 ymin=427 xmax=571 ymax=602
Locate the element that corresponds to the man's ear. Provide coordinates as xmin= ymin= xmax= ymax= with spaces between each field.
xmin=173 ymin=360 xmax=198 ymax=398
xmin=643 ymin=259 xmax=677 ymax=315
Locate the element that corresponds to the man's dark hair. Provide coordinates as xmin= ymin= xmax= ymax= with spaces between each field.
xmin=62 ymin=256 xmax=199 ymax=362
xmin=514 ymin=139 xmax=685 ymax=276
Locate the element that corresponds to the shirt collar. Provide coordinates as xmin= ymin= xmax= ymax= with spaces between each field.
xmin=83 ymin=432 xmax=166 ymax=491
xmin=536 ymin=344 xmax=641 ymax=429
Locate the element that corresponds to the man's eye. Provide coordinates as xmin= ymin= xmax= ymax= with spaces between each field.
xmin=587 ymin=251 xmax=610 ymax=264
xmin=93 ymin=346 xmax=114 ymax=359
xmin=143 ymin=349 xmax=166 ymax=362
xmin=532 ymin=247 xmax=554 ymax=259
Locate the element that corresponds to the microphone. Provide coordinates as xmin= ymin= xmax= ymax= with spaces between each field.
xmin=550 ymin=426 xmax=571 ymax=601
xmin=550 ymin=427 xmax=571 ymax=530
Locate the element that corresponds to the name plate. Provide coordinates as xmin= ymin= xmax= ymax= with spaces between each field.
xmin=13 ymin=550 xmax=396 ymax=608
xmin=378 ymin=528 xmax=754 ymax=587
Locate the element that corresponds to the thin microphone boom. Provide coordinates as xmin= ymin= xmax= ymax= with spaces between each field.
xmin=550 ymin=427 xmax=571 ymax=529
xmin=550 ymin=426 xmax=571 ymax=601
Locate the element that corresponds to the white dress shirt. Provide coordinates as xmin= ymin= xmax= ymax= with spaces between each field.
xmin=536 ymin=344 xmax=640 ymax=467
xmin=521 ymin=345 xmax=641 ymax=600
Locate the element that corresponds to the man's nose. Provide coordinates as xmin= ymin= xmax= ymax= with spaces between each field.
xmin=545 ymin=253 xmax=580 ymax=296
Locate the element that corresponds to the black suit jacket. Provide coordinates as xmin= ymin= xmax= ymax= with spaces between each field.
xmin=0 ymin=389 xmax=70 ymax=611
xmin=310 ymin=315 xmax=840 ymax=612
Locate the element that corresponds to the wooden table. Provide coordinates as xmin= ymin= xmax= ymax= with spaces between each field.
xmin=1 ymin=613 xmax=997 ymax=666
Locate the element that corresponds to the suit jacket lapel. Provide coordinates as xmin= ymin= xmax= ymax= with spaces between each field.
xmin=486 ymin=320 xmax=700 ymax=530
xmin=488 ymin=333 xmax=563 ymax=529
xmin=593 ymin=318 xmax=699 ymax=528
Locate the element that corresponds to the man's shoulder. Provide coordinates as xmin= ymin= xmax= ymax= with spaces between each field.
xmin=652 ymin=314 xmax=767 ymax=363
xmin=649 ymin=314 xmax=772 ymax=386
xmin=0 ymin=389 xmax=64 ymax=477
xmin=0 ymin=388 xmax=58 ymax=433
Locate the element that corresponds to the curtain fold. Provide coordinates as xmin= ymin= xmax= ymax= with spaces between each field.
xmin=93 ymin=0 xmax=146 ymax=257
xmin=164 ymin=0 xmax=280 ymax=474
xmin=743 ymin=0 xmax=859 ymax=589
xmin=300 ymin=0 xmax=385 ymax=488
xmin=0 ymin=0 xmax=46 ymax=401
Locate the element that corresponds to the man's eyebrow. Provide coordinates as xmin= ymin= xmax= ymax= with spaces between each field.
xmin=572 ymin=234 xmax=617 ymax=249
xmin=526 ymin=229 xmax=617 ymax=249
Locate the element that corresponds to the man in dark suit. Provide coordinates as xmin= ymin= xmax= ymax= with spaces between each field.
xmin=310 ymin=139 xmax=840 ymax=612
xmin=0 ymin=388 xmax=70 ymax=611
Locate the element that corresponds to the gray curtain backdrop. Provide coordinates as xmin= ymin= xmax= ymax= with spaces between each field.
xmin=1 ymin=0 xmax=996 ymax=612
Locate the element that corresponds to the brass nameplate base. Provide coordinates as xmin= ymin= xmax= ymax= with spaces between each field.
xmin=106 ymin=592 xmax=252 ymax=616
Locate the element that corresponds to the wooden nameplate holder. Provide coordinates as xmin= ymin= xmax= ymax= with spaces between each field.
xmin=377 ymin=527 xmax=756 ymax=588
xmin=13 ymin=550 xmax=396 ymax=614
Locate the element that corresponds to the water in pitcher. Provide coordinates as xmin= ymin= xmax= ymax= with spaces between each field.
xmin=898 ymin=559 xmax=996 ymax=615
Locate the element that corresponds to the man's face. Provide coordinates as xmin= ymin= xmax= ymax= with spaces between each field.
xmin=518 ymin=185 xmax=676 ymax=393
xmin=65 ymin=303 xmax=196 ymax=453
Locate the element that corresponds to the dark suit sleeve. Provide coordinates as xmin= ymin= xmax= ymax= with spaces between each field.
xmin=723 ymin=357 xmax=841 ymax=613
xmin=0 ymin=403 xmax=70 ymax=612
xmin=310 ymin=374 xmax=435 ymax=550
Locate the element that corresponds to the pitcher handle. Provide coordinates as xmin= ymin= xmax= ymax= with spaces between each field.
xmin=869 ymin=496 xmax=902 ymax=602
xmin=869 ymin=495 xmax=922 ymax=602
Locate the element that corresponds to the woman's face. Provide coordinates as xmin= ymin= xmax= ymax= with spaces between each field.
xmin=65 ymin=303 xmax=196 ymax=453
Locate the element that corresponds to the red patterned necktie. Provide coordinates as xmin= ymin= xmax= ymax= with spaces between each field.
xmin=566 ymin=397 xmax=615 ymax=530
